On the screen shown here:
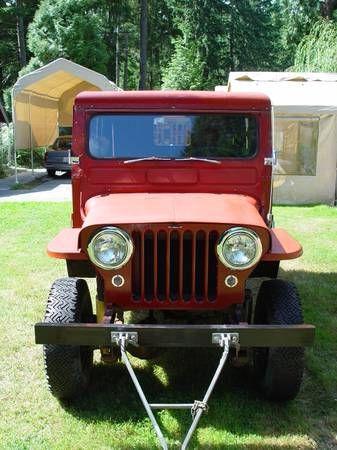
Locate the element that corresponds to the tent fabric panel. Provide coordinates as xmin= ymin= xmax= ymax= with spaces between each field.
xmin=12 ymin=58 xmax=120 ymax=150
xmin=13 ymin=58 xmax=118 ymax=97
xmin=273 ymin=114 xmax=337 ymax=204
xmin=223 ymin=79 xmax=337 ymax=112
xmin=20 ymin=70 xmax=85 ymax=99
xmin=14 ymin=92 xmax=58 ymax=149
xmin=228 ymin=71 xmax=337 ymax=83
xmin=219 ymin=74 xmax=337 ymax=204
xmin=59 ymin=81 xmax=100 ymax=127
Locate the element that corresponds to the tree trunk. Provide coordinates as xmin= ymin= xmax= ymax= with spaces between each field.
xmin=139 ymin=0 xmax=148 ymax=90
xmin=123 ymin=33 xmax=129 ymax=90
xmin=16 ymin=0 xmax=26 ymax=67
xmin=115 ymin=26 xmax=120 ymax=86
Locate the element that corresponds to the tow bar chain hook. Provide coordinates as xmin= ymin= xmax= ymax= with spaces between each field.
xmin=212 ymin=332 xmax=239 ymax=349
xmin=111 ymin=331 xmax=139 ymax=347
xmin=191 ymin=400 xmax=209 ymax=419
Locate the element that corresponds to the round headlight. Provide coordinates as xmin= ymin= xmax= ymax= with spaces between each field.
xmin=88 ymin=227 xmax=133 ymax=270
xmin=216 ymin=227 xmax=262 ymax=270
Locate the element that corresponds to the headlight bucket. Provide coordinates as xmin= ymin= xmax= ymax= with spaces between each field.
xmin=216 ymin=227 xmax=262 ymax=270
xmin=88 ymin=227 xmax=133 ymax=270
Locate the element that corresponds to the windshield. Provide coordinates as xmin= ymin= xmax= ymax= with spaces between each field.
xmin=53 ymin=138 xmax=71 ymax=150
xmin=88 ymin=114 xmax=257 ymax=160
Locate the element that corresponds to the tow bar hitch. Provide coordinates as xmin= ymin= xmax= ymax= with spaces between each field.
xmin=111 ymin=331 xmax=239 ymax=450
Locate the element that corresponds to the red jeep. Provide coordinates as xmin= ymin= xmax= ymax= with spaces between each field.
xmin=35 ymin=91 xmax=314 ymax=448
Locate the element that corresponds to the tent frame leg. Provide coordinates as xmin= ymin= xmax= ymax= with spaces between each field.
xmin=113 ymin=332 xmax=238 ymax=450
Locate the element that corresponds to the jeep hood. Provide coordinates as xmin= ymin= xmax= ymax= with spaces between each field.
xmin=83 ymin=193 xmax=267 ymax=229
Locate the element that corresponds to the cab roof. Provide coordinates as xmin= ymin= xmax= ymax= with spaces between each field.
xmin=75 ymin=90 xmax=271 ymax=111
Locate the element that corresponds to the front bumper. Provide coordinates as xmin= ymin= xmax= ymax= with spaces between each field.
xmin=35 ymin=323 xmax=315 ymax=348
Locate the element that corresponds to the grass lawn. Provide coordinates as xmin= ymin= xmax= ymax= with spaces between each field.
xmin=0 ymin=203 xmax=336 ymax=449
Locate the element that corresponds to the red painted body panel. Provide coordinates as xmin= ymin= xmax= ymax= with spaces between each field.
xmin=47 ymin=228 xmax=86 ymax=260
xmin=75 ymin=90 xmax=271 ymax=111
xmin=70 ymin=91 xmax=273 ymax=228
xmin=262 ymin=228 xmax=302 ymax=261
xmin=82 ymin=193 xmax=265 ymax=228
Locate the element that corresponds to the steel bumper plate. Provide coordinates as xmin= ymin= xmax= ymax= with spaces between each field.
xmin=35 ymin=323 xmax=315 ymax=347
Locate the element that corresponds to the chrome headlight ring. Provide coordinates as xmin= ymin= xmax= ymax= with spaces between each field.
xmin=216 ymin=227 xmax=262 ymax=270
xmin=88 ymin=227 xmax=133 ymax=270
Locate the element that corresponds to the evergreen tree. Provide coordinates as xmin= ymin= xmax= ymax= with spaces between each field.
xmin=163 ymin=0 xmax=279 ymax=90
xmin=276 ymin=0 xmax=319 ymax=69
xmin=163 ymin=0 xmax=226 ymax=89
xmin=27 ymin=0 xmax=109 ymax=75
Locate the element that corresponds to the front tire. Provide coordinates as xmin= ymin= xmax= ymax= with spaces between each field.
xmin=252 ymin=279 xmax=304 ymax=401
xmin=43 ymin=278 xmax=94 ymax=400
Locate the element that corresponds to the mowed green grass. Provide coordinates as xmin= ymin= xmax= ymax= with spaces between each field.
xmin=0 ymin=203 xmax=336 ymax=450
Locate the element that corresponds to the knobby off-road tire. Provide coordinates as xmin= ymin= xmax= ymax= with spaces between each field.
xmin=253 ymin=279 xmax=305 ymax=401
xmin=43 ymin=278 xmax=94 ymax=400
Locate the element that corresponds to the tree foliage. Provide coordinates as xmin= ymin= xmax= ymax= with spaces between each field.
xmin=27 ymin=0 xmax=108 ymax=74
xmin=163 ymin=0 xmax=280 ymax=90
xmin=2 ymin=0 xmax=337 ymax=111
xmin=293 ymin=18 xmax=337 ymax=71
xmin=0 ymin=0 xmax=39 ymax=96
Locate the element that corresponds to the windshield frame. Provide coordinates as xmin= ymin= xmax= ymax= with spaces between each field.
xmin=86 ymin=112 xmax=260 ymax=161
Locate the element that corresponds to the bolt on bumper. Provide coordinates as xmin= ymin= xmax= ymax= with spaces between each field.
xmin=35 ymin=323 xmax=315 ymax=348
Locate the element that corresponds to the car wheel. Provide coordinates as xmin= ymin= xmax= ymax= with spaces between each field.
xmin=47 ymin=169 xmax=56 ymax=177
xmin=252 ymin=279 xmax=304 ymax=401
xmin=43 ymin=278 xmax=94 ymax=400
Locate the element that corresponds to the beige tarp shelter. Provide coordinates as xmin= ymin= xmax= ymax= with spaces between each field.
xmin=216 ymin=72 xmax=337 ymax=204
xmin=13 ymin=58 xmax=119 ymax=151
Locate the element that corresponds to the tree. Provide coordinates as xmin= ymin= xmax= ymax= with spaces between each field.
xmin=16 ymin=0 xmax=26 ymax=67
xmin=0 ymin=0 xmax=39 ymax=114
xmin=163 ymin=0 xmax=280 ymax=90
xmin=292 ymin=18 xmax=337 ymax=71
xmin=275 ymin=0 xmax=320 ymax=69
xmin=139 ymin=0 xmax=147 ymax=89
xmin=147 ymin=0 xmax=176 ymax=89
xmin=163 ymin=0 xmax=226 ymax=89
xmin=27 ymin=0 xmax=109 ymax=75
xmin=224 ymin=0 xmax=279 ymax=72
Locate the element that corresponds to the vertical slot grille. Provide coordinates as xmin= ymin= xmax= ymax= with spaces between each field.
xmin=132 ymin=228 xmax=218 ymax=303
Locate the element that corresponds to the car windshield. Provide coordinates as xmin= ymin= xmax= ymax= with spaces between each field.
xmin=88 ymin=114 xmax=257 ymax=159
xmin=53 ymin=138 xmax=71 ymax=150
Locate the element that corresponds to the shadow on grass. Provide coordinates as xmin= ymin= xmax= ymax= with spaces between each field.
xmin=63 ymin=270 xmax=336 ymax=449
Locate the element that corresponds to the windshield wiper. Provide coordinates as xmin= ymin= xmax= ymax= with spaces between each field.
xmin=175 ymin=157 xmax=221 ymax=164
xmin=124 ymin=156 xmax=221 ymax=164
xmin=124 ymin=156 xmax=170 ymax=164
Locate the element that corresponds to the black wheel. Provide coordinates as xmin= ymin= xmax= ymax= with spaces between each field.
xmin=43 ymin=278 xmax=94 ymax=400
xmin=252 ymin=279 xmax=304 ymax=401
xmin=47 ymin=169 xmax=56 ymax=177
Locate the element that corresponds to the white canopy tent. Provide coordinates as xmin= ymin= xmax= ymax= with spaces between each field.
xmin=12 ymin=58 xmax=119 ymax=181
xmin=216 ymin=72 xmax=337 ymax=204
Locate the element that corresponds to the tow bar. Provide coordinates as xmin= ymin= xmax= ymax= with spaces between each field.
xmin=35 ymin=323 xmax=315 ymax=448
xmin=111 ymin=331 xmax=239 ymax=450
